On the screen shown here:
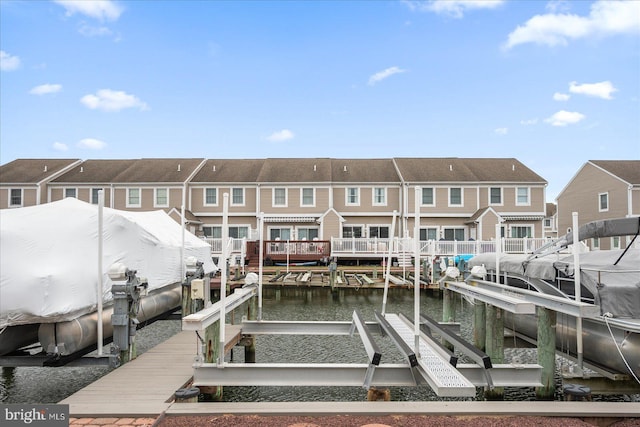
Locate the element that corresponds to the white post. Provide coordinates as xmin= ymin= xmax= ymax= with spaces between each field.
xmin=572 ymin=212 xmax=583 ymax=373
xmin=258 ymin=212 xmax=264 ymax=320
xmin=495 ymin=223 xmax=501 ymax=283
xmin=97 ymin=190 xmax=104 ymax=356
xmin=218 ymin=193 xmax=229 ymax=366
xmin=414 ymin=187 xmax=421 ymax=356
xmin=286 ymin=240 xmax=290 ymax=273
xmin=381 ymin=210 xmax=397 ymax=315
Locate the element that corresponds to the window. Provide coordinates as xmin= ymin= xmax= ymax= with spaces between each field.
xmin=443 ymin=228 xmax=465 ymax=241
xmin=231 ymin=187 xmax=244 ymax=206
xmin=301 ymin=188 xmax=315 ymax=206
xmin=342 ymin=226 xmax=362 ymax=238
xmin=516 ymin=187 xmax=530 ymax=206
xmin=91 ymin=188 xmax=103 ymax=204
xmin=65 ymin=188 xmax=77 ymax=198
xmin=373 ymin=187 xmax=386 ymax=206
xmin=599 ymin=192 xmax=609 ymax=212
xmin=592 ymin=237 xmax=600 ymax=250
xmin=229 ymin=226 xmax=249 ymax=239
xmin=297 ymin=227 xmax=319 ymax=240
xmin=511 ymin=226 xmax=532 ymax=238
xmin=612 ymin=236 xmax=621 ymax=250
xmin=270 ymin=227 xmax=291 ymax=240
xmin=155 ymin=188 xmax=168 ymax=207
xmin=420 ymin=228 xmax=438 ymax=241
xmin=489 ymin=187 xmax=502 ymax=205
xmin=127 ymin=188 xmax=141 ymax=207
xmin=204 ymin=188 xmax=217 ymax=205
xmin=369 ymin=226 xmax=389 ymax=238
xmin=9 ymin=189 xmax=22 ymax=207
xmin=544 ymin=218 xmax=551 ymax=227
xmin=346 ymin=187 xmax=359 ymax=205
xmin=421 ymin=187 xmax=434 ymax=206
xmin=449 ymin=188 xmax=462 ymax=206
xmin=273 ymin=188 xmax=287 ymax=207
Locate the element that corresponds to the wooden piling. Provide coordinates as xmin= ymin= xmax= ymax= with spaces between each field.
xmin=485 ymin=305 xmax=504 ymax=400
xmin=473 ymin=302 xmax=486 ymax=352
xmin=536 ymin=306 xmax=557 ymax=400
xmin=442 ymin=289 xmax=455 ymax=351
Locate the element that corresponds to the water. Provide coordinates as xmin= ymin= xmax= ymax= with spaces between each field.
xmin=1 ymin=287 xmax=637 ymax=403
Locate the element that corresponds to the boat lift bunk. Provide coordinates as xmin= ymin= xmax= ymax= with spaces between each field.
xmin=185 ymin=189 xmax=543 ymax=399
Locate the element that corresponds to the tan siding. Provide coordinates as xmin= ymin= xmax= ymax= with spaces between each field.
xmin=633 ymin=188 xmax=640 ymax=215
xmin=23 ymin=189 xmax=37 ymax=206
xmin=0 ymin=189 xmax=7 ymax=209
xmin=169 ymin=188 xmax=183 ymax=208
xmin=333 ymin=188 xmax=347 ymax=210
xmin=321 ymin=211 xmax=341 ymax=240
xmin=50 ymin=188 xmax=64 ymax=202
xmin=316 ymin=188 xmax=330 ymax=209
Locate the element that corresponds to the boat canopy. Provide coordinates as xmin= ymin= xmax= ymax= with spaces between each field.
xmin=0 ymin=198 xmax=217 ymax=328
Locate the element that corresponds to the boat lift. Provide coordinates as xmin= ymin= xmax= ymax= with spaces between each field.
xmin=183 ymin=189 xmax=543 ymax=398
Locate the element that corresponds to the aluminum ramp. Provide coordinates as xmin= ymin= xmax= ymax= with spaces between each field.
xmin=379 ymin=312 xmax=476 ymax=397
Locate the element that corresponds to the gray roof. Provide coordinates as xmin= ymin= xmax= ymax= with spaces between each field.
xmin=590 ymin=160 xmax=640 ymax=185
xmin=191 ymin=159 xmax=265 ymax=183
xmin=393 ymin=158 xmax=546 ymax=183
xmin=110 ymin=158 xmax=205 ymax=183
xmin=0 ymin=159 xmax=80 ymax=184
xmin=257 ymin=158 xmax=332 ymax=183
xmin=331 ymin=158 xmax=400 ymax=183
xmin=51 ymin=159 xmax=138 ymax=183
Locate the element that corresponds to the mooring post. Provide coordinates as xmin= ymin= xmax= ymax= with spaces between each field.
xmin=244 ymin=294 xmax=257 ymax=364
xmin=485 ymin=304 xmax=504 ymax=400
xmin=536 ymin=306 xmax=557 ymax=400
xmin=473 ymin=302 xmax=486 ymax=352
xmin=181 ymin=282 xmax=192 ymax=318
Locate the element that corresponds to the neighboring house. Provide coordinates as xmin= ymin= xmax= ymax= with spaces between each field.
xmin=543 ymin=203 xmax=558 ymax=239
xmin=556 ymin=160 xmax=640 ymax=250
xmin=0 ymin=159 xmax=81 ymax=208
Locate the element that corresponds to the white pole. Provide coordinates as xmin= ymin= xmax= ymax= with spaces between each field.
xmin=414 ymin=187 xmax=421 ymax=356
xmin=286 ymin=240 xmax=290 ymax=273
xmin=97 ymin=190 xmax=104 ymax=356
xmin=495 ymin=223 xmax=501 ymax=283
xmin=258 ymin=212 xmax=264 ymax=320
xmin=219 ymin=193 xmax=229 ymax=366
xmin=572 ymin=212 xmax=583 ymax=373
xmin=381 ymin=210 xmax=397 ymax=315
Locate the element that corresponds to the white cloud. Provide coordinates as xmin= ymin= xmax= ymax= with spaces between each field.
xmin=1 ymin=51 xmax=21 ymax=71
xmin=78 ymin=23 xmax=113 ymax=37
xmin=52 ymin=142 xmax=69 ymax=151
xmin=545 ymin=110 xmax=586 ymax=126
xmin=80 ymin=89 xmax=148 ymax=112
xmin=569 ymin=80 xmax=617 ymax=99
xmin=520 ymin=118 xmax=539 ymax=125
xmin=553 ymin=92 xmax=570 ymax=101
xmin=77 ymin=138 xmax=107 ymax=150
xmin=494 ymin=127 xmax=508 ymax=135
xmin=267 ymin=129 xmax=295 ymax=142
xmin=30 ymin=84 xmax=62 ymax=95
xmin=403 ymin=0 xmax=504 ymax=18
xmin=504 ymin=0 xmax=640 ymax=49
xmin=368 ymin=66 xmax=406 ymax=86
xmin=54 ymin=0 xmax=123 ymax=21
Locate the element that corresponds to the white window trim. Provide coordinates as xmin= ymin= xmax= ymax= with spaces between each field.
xmin=295 ymin=226 xmax=320 ymax=240
xmin=268 ymin=226 xmax=292 ymax=240
xmin=488 ymin=187 xmax=503 ymax=206
xmin=367 ymin=224 xmax=390 ymax=238
xmin=443 ymin=227 xmax=466 ymax=240
xmin=91 ymin=188 xmax=104 ymax=205
xmin=231 ymin=187 xmax=245 ymax=207
xmin=300 ymin=187 xmax=315 ymax=207
xmin=342 ymin=224 xmax=364 ymax=238
xmin=372 ymin=187 xmax=387 ymax=206
xmin=64 ymin=187 xmax=77 ymax=198
xmin=448 ymin=187 xmax=463 ymax=207
xmin=421 ymin=187 xmax=435 ymax=207
xmin=346 ymin=187 xmax=360 ymax=206
xmin=611 ymin=236 xmax=621 ymax=250
xmin=510 ymin=224 xmax=535 ymax=238
xmin=592 ymin=237 xmax=600 ymax=250
xmin=273 ymin=187 xmax=288 ymax=208
xmin=9 ymin=188 xmax=23 ymax=207
xmin=420 ymin=227 xmax=439 ymax=241
xmin=126 ymin=188 xmax=142 ymax=208
xmin=203 ymin=187 xmax=218 ymax=206
xmin=154 ymin=188 xmax=169 ymax=208
xmin=516 ymin=187 xmax=531 ymax=206
xmin=598 ymin=192 xmax=609 ymax=212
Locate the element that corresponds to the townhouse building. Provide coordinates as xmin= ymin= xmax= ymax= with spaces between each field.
xmin=556 ymin=160 xmax=640 ymax=250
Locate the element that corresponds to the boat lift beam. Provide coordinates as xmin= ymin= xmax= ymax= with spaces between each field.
xmin=240 ymin=320 xmax=380 ymax=336
xmin=349 ymin=309 xmax=382 ymax=389
xmin=463 ymin=278 xmax=601 ymax=318
xmin=182 ymin=285 xmax=257 ymax=331
xmin=442 ymin=281 xmax=537 ymax=314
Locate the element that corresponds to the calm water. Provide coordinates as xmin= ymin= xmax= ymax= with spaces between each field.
xmin=1 ymin=287 xmax=637 ymax=403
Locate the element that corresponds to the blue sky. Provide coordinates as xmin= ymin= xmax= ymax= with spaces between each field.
xmin=1 ymin=0 xmax=638 ymax=200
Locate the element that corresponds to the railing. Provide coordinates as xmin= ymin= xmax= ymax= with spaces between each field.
xmin=264 ymin=240 xmax=330 ymax=258
xmin=201 ymin=237 xmax=246 ymax=255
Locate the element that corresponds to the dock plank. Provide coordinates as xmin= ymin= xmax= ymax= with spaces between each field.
xmin=60 ymin=325 xmax=242 ymax=417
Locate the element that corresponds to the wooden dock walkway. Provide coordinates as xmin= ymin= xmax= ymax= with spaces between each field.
xmin=60 ymin=325 xmax=242 ymax=417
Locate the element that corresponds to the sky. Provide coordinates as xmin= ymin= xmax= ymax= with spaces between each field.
xmin=1 ymin=0 xmax=639 ymax=200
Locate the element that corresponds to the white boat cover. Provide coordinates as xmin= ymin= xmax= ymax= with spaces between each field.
xmin=0 ymin=198 xmax=217 ymax=328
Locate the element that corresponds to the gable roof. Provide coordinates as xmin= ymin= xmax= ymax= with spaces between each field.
xmin=589 ymin=160 xmax=640 ymax=185
xmin=393 ymin=158 xmax=546 ymax=184
xmin=110 ymin=158 xmax=205 ymax=183
xmin=0 ymin=159 xmax=81 ymax=184
xmin=257 ymin=158 xmax=332 ymax=183
xmin=191 ymin=159 xmax=265 ymax=183
xmin=51 ymin=159 xmax=138 ymax=183
xmin=331 ymin=158 xmax=400 ymax=183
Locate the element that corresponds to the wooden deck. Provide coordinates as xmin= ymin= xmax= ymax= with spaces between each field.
xmin=60 ymin=325 xmax=242 ymax=417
